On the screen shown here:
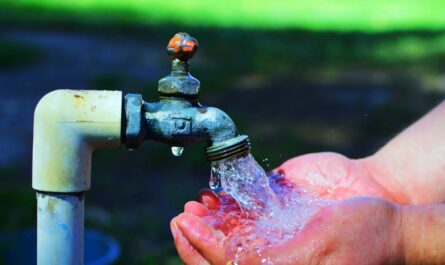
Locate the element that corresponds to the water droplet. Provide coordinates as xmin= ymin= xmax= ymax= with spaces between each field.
xmin=209 ymin=175 xmax=221 ymax=190
xmin=171 ymin=146 xmax=184 ymax=157
xmin=261 ymin=258 xmax=268 ymax=264
xmin=209 ymin=167 xmax=222 ymax=191
xmin=262 ymin=158 xmax=271 ymax=169
xmin=259 ymin=175 xmax=269 ymax=187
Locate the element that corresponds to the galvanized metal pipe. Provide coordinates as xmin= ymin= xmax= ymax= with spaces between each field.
xmin=37 ymin=192 xmax=84 ymax=265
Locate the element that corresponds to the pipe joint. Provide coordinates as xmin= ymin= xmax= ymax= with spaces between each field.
xmin=32 ymin=89 xmax=122 ymax=193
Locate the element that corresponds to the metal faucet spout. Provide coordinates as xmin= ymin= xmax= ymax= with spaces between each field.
xmin=123 ymin=32 xmax=251 ymax=161
xmin=143 ymin=101 xmax=238 ymax=146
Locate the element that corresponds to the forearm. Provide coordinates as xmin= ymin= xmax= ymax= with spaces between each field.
xmin=401 ymin=203 xmax=445 ymax=264
xmin=365 ymin=101 xmax=445 ymax=204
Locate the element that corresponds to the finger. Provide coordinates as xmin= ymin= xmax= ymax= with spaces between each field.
xmin=274 ymin=154 xmax=312 ymax=183
xmin=199 ymin=189 xmax=220 ymax=209
xmin=176 ymin=212 xmax=227 ymax=264
xmin=171 ymin=217 xmax=210 ymax=265
xmin=235 ymin=235 xmax=312 ymax=265
xmin=236 ymin=209 xmax=332 ymax=265
xmin=235 ymin=244 xmax=292 ymax=264
xmin=184 ymin=201 xmax=209 ymax=217
xmin=274 ymin=153 xmax=346 ymax=197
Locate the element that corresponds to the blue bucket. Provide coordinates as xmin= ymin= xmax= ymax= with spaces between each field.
xmin=0 ymin=229 xmax=120 ymax=265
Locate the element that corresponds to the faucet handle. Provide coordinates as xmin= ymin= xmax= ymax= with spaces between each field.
xmin=167 ymin=33 xmax=198 ymax=62
xmin=158 ymin=33 xmax=200 ymax=98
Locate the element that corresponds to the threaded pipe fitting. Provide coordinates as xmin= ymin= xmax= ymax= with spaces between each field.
xmin=206 ymin=135 xmax=251 ymax=162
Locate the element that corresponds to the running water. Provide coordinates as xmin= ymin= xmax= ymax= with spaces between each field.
xmin=209 ymin=154 xmax=278 ymax=217
xmin=205 ymin=154 xmax=332 ymax=264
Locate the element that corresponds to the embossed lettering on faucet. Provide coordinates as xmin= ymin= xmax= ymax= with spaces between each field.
xmin=171 ymin=115 xmax=192 ymax=134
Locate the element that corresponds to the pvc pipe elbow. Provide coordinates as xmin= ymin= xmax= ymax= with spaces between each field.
xmin=32 ymin=90 xmax=122 ymax=192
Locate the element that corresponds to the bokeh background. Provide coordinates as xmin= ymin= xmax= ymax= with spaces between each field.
xmin=1 ymin=0 xmax=445 ymax=264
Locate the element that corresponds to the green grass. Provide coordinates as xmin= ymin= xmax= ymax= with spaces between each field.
xmin=2 ymin=0 xmax=445 ymax=32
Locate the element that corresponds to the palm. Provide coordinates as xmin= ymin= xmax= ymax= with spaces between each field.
xmin=170 ymin=153 xmax=399 ymax=264
xmin=172 ymin=197 xmax=402 ymax=265
xmin=277 ymin=152 xmax=395 ymax=201
xmin=233 ymin=197 xmax=402 ymax=264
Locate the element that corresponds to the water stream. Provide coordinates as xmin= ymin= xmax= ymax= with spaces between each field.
xmin=205 ymin=154 xmax=332 ymax=264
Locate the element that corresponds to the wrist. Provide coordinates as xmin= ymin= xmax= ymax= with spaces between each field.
xmin=388 ymin=204 xmax=407 ymax=265
xmin=363 ymin=150 xmax=445 ymax=204
xmin=399 ymin=204 xmax=445 ymax=264
xmin=400 ymin=205 xmax=420 ymax=264
xmin=358 ymin=155 xmax=413 ymax=204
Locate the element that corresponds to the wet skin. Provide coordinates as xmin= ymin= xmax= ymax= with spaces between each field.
xmin=171 ymin=152 xmax=404 ymax=264
xmin=273 ymin=152 xmax=399 ymax=202
xmin=172 ymin=197 xmax=403 ymax=265
xmin=171 ymin=101 xmax=445 ymax=264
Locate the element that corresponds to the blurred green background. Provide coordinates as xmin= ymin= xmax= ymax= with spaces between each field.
xmin=1 ymin=0 xmax=445 ymax=264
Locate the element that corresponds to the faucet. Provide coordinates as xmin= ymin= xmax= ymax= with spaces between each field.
xmin=125 ymin=32 xmax=251 ymax=161
xmin=32 ymin=33 xmax=251 ymax=265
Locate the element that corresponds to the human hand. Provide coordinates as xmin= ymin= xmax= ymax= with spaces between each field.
xmin=171 ymin=196 xmax=403 ymax=265
xmin=275 ymin=152 xmax=405 ymax=203
xmin=170 ymin=152 xmax=407 ymax=265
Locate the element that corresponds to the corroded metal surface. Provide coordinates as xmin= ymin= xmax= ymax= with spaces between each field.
xmin=124 ymin=33 xmax=251 ymax=162
xmin=124 ymin=93 xmax=144 ymax=149
xmin=205 ymin=135 xmax=251 ymax=162
xmin=158 ymin=33 xmax=200 ymax=97
xmin=166 ymin=32 xmax=198 ymax=61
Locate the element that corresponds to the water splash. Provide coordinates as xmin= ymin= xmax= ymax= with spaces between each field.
xmin=170 ymin=146 xmax=184 ymax=157
xmin=206 ymin=154 xmax=331 ymax=263
xmin=209 ymin=167 xmax=222 ymax=191
xmin=210 ymin=154 xmax=278 ymax=217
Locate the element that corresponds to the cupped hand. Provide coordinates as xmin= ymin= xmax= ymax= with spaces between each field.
xmin=198 ymin=152 xmax=404 ymax=209
xmin=170 ymin=153 xmax=406 ymax=264
xmin=171 ymin=196 xmax=404 ymax=265
xmin=275 ymin=152 xmax=403 ymax=202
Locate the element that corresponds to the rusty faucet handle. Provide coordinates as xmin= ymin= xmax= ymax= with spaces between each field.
xmin=159 ymin=33 xmax=200 ymax=96
xmin=167 ymin=33 xmax=198 ymax=62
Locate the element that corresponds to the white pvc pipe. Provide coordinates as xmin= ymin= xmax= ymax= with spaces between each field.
xmin=33 ymin=89 xmax=122 ymax=193
xmin=33 ymin=90 xmax=123 ymax=265
xmin=37 ymin=192 xmax=84 ymax=265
